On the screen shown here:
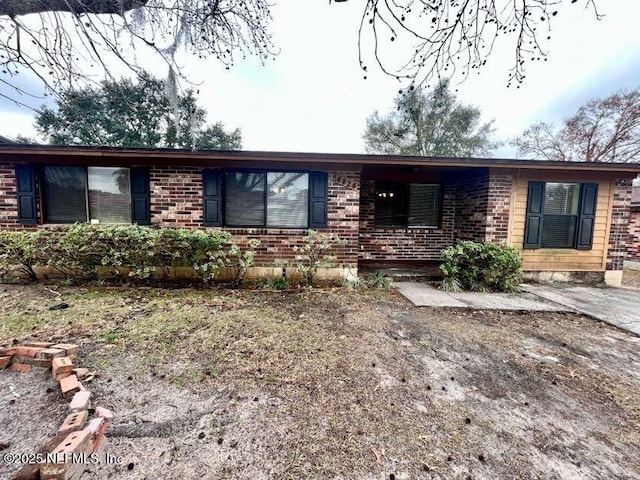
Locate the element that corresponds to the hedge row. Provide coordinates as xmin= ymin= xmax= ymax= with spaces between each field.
xmin=0 ymin=224 xmax=257 ymax=285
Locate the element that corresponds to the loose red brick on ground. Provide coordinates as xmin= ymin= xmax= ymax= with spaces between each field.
xmin=15 ymin=346 xmax=43 ymax=357
xmin=37 ymin=348 xmax=65 ymax=360
xmin=59 ymin=375 xmax=80 ymax=397
xmin=59 ymin=410 xmax=89 ymax=434
xmin=11 ymin=355 xmax=51 ymax=368
xmin=42 ymin=429 xmax=93 ymax=479
xmin=84 ymin=417 xmax=108 ymax=453
xmin=50 ymin=344 xmax=79 ymax=357
xmin=51 ymin=357 xmax=74 ymax=379
xmin=24 ymin=341 xmax=54 ymax=348
xmin=69 ymin=391 xmax=91 ymax=412
xmin=0 ymin=355 xmax=11 ymax=369
xmin=8 ymin=363 xmax=32 ymax=373
xmin=94 ymin=407 xmax=113 ymax=420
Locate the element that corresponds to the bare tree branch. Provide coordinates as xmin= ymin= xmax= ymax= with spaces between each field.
xmin=513 ymin=88 xmax=640 ymax=163
xmin=356 ymin=0 xmax=602 ymax=90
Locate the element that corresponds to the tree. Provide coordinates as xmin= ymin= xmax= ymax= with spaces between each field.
xmin=35 ymin=74 xmax=242 ymax=149
xmin=364 ymin=79 xmax=499 ymax=157
xmin=0 ymin=1 xmax=275 ymax=106
xmin=0 ymin=1 xmax=601 ymax=105
xmin=513 ymin=88 xmax=640 ymax=162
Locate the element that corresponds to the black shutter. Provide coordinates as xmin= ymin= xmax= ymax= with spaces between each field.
xmin=15 ymin=164 xmax=38 ymax=224
xmin=130 ymin=167 xmax=150 ymax=225
xmin=576 ymin=183 xmax=598 ymax=250
xmin=203 ymin=169 xmax=222 ymax=226
xmin=524 ymin=181 xmax=545 ymax=248
xmin=309 ymin=171 xmax=328 ymax=228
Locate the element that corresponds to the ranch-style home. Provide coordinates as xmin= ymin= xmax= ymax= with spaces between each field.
xmin=0 ymin=144 xmax=638 ymax=286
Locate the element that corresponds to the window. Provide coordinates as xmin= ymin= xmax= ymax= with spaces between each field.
xmin=375 ymin=182 xmax=442 ymax=228
xmin=524 ymin=181 xmax=598 ymax=249
xmin=203 ymin=169 xmax=327 ymax=228
xmin=224 ymin=171 xmax=309 ymax=228
xmin=41 ymin=166 xmax=136 ymax=224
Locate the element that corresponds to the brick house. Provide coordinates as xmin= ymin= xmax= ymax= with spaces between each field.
xmin=1 ymin=144 xmax=639 ymax=285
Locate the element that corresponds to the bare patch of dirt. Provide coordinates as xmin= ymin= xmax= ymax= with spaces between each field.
xmin=1 ymin=285 xmax=639 ymax=479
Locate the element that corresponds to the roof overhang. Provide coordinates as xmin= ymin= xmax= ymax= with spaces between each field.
xmin=1 ymin=144 xmax=640 ymax=175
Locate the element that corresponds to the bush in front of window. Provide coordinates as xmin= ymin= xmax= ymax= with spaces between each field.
xmin=439 ymin=241 xmax=523 ymax=293
xmin=0 ymin=225 xmax=258 ymax=285
xmin=0 ymin=230 xmax=44 ymax=282
xmin=293 ymin=230 xmax=347 ymax=286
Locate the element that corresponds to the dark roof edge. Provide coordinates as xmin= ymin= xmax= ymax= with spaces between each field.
xmin=1 ymin=143 xmax=640 ymax=173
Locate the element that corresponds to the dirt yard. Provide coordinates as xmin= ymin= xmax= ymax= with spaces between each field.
xmin=1 ymin=285 xmax=639 ymax=479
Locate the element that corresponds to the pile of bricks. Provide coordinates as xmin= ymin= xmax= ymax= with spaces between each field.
xmin=1 ymin=342 xmax=113 ymax=480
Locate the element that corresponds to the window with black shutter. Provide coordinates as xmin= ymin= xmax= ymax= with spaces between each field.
xmin=221 ymin=170 xmax=318 ymax=228
xmin=523 ymin=181 xmax=598 ymax=249
xmin=38 ymin=165 xmax=145 ymax=224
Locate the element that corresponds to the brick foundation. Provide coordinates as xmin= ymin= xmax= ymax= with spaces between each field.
xmin=607 ymin=178 xmax=632 ymax=271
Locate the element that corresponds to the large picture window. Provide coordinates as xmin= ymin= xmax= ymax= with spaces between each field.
xmin=203 ymin=169 xmax=326 ymax=228
xmin=223 ymin=171 xmax=310 ymax=228
xmin=375 ymin=182 xmax=442 ymax=228
xmin=42 ymin=166 xmax=132 ymax=224
xmin=524 ymin=181 xmax=598 ymax=249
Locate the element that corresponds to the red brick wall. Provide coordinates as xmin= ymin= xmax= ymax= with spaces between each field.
xmin=358 ymin=180 xmax=456 ymax=261
xmin=150 ymin=166 xmax=203 ymax=227
xmin=629 ymin=208 xmax=640 ymax=262
xmin=0 ymin=162 xmax=20 ymax=229
xmin=454 ymin=173 xmax=489 ymax=242
xmin=454 ymin=173 xmax=512 ymax=244
xmin=485 ymin=175 xmax=512 ymax=243
xmin=607 ymin=178 xmax=632 ymax=271
xmin=220 ymin=171 xmax=360 ymax=269
xmin=0 ymin=163 xmax=360 ymax=269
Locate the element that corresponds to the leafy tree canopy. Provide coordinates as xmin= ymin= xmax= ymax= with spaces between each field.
xmin=513 ymin=87 xmax=640 ymax=162
xmin=35 ymin=74 xmax=242 ymax=149
xmin=364 ymin=79 xmax=500 ymax=157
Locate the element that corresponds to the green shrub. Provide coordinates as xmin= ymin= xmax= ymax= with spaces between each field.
xmin=439 ymin=241 xmax=522 ymax=293
xmin=265 ymin=276 xmax=289 ymax=290
xmin=365 ymin=272 xmax=392 ymax=289
xmin=0 ymin=225 xmax=257 ymax=286
xmin=0 ymin=230 xmax=42 ymax=281
xmin=293 ymin=230 xmax=347 ymax=286
xmin=224 ymin=239 xmax=260 ymax=287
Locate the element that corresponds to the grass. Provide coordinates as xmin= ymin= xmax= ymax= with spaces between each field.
xmin=2 ymin=284 xmax=639 ymax=479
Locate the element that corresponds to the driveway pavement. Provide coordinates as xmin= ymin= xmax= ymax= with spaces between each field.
xmin=395 ymin=282 xmax=640 ymax=336
xmin=521 ymin=284 xmax=640 ymax=336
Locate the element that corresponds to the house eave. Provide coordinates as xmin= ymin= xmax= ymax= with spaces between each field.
xmin=1 ymin=144 xmax=640 ymax=175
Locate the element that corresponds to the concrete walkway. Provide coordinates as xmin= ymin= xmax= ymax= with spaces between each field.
xmin=395 ymin=282 xmax=640 ymax=336
xmin=521 ymin=284 xmax=640 ymax=336
xmin=394 ymin=282 xmax=570 ymax=311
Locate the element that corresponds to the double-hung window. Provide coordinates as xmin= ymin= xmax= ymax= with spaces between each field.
xmin=203 ymin=169 xmax=327 ymax=228
xmin=14 ymin=165 xmax=150 ymax=225
xmin=524 ymin=181 xmax=598 ymax=249
xmin=375 ymin=182 xmax=442 ymax=228
xmin=42 ymin=166 xmax=132 ymax=224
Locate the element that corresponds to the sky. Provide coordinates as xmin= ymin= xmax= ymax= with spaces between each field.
xmin=2 ymin=0 xmax=640 ymax=158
